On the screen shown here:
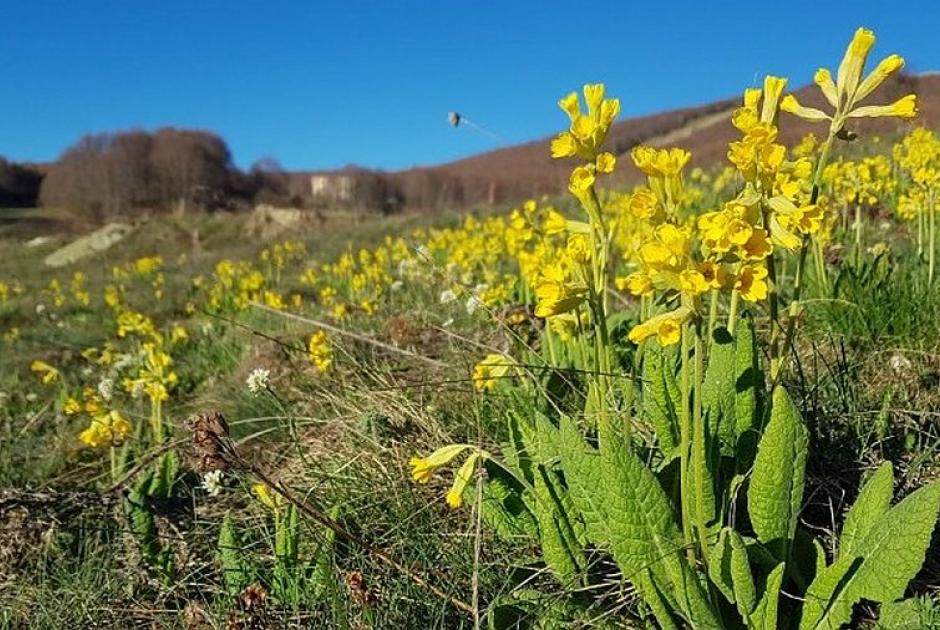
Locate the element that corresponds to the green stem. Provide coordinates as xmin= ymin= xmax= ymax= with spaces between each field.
xmin=706 ymin=289 xmax=718 ymax=340
xmin=776 ymin=132 xmax=835 ymax=381
xmin=692 ymin=322 xmax=709 ymax=565
xmin=854 ymin=203 xmax=863 ymax=272
xmin=929 ymin=191 xmax=936 ymax=286
xmin=679 ymin=323 xmax=696 ymax=565
xmin=727 ymin=289 xmax=740 ymax=334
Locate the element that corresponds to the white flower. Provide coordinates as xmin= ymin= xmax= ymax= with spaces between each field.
xmin=466 ymin=295 xmax=484 ymax=315
xmin=26 ymin=392 xmax=39 ymax=402
xmin=390 ymin=280 xmax=404 ymax=292
xmin=439 ymin=289 xmax=457 ymax=304
xmin=201 ymin=470 xmax=224 ymax=497
xmin=35 ymin=303 xmax=46 ymax=315
xmin=97 ymin=378 xmax=114 ymax=402
xmin=246 ymin=368 xmax=271 ymax=394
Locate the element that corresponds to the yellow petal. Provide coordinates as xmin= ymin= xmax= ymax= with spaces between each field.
xmin=836 ymin=27 xmax=876 ymax=104
xmin=854 ymin=54 xmax=905 ymax=103
xmin=848 ymin=94 xmax=917 ymax=119
xmin=814 ymin=68 xmax=839 ymax=108
xmin=780 ymin=95 xmax=831 ymax=123
xmin=446 ymin=452 xmax=483 ymax=509
xmin=761 ymin=75 xmax=788 ymax=124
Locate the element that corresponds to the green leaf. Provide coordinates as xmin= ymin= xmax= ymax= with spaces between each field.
xmin=708 ymin=528 xmax=736 ymax=603
xmin=555 ymin=415 xmax=720 ymax=627
xmin=751 ymin=562 xmax=785 ymax=630
xmin=642 ymin=341 xmax=680 ymax=454
xmin=730 ymin=529 xmax=757 ymax=619
xmin=798 ymin=555 xmax=863 ymax=630
xmin=800 ymin=480 xmax=940 ymax=629
xmin=703 ymin=327 xmax=738 ymax=456
xmin=877 ymin=598 xmax=930 ymax=630
xmin=749 ymin=385 xmax=809 ymax=561
xmin=479 ymin=461 xmax=538 ymax=541
xmin=218 ymin=510 xmax=251 ymax=596
xmin=733 ymin=314 xmax=761 ymax=442
xmin=840 ymin=461 xmax=893 ymax=558
xmin=851 ymin=480 xmax=940 ymax=603
xmin=531 ymin=464 xmax=585 ymax=584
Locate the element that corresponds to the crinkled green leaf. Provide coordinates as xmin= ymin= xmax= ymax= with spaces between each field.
xmin=531 ymin=464 xmax=585 ymax=584
xmin=218 ymin=510 xmax=252 ymax=596
xmin=703 ymin=327 xmax=738 ymax=456
xmin=840 ymin=461 xmax=893 ymax=558
xmin=479 ymin=461 xmax=538 ymax=541
xmin=800 ymin=480 xmax=940 ymax=629
xmin=749 ymin=385 xmax=808 ymax=561
xmin=730 ymin=529 xmax=757 ymax=619
xmin=555 ymin=415 xmax=720 ymax=627
xmin=751 ymin=562 xmax=785 ymax=630
xmin=733 ymin=314 xmax=761 ymax=441
xmin=799 ymin=555 xmax=863 ymax=630
xmin=643 ymin=341 xmax=680 ymax=454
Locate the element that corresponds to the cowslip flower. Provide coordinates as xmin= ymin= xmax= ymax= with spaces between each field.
xmin=410 ymin=444 xmax=472 ymax=484
xmin=781 ymin=27 xmax=916 ymax=134
xmin=30 ymin=360 xmax=59 ymax=384
xmin=78 ymin=410 xmax=131 ymax=448
xmin=446 ymin=451 xmax=485 ymax=509
xmin=471 ymin=353 xmax=516 ymax=392
xmin=627 ymin=306 xmax=693 ymax=346
xmin=308 ymin=330 xmax=333 ymax=373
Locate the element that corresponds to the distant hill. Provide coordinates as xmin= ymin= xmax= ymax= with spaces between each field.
xmin=299 ymin=73 xmax=940 ymax=211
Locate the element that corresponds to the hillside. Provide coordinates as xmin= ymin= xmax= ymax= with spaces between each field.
xmin=378 ymin=72 xmax=940 ymax=208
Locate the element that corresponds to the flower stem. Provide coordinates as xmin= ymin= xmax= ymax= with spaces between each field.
xmin=692 ymin=322 xmax=709 ymax=565
xmin=679 ymin=322 xmax=696 ymax=565
xmin=776 ymin=132 xmax=835 ymax=381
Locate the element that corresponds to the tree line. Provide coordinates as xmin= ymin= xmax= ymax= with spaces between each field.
xmin=1 ymin=128 xmax=300 ymax=218
xmin=1 ymin=126 xmax=560 ymax=218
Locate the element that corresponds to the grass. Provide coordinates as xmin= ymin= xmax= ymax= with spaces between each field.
xmin=2 ymin=189 xmax=940 ymax=628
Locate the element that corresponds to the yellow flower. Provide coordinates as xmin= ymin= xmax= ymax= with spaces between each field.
xmin=308 ymin=330 xmax=333 ymax=373
xmin=595 ymin=151 xmax=617 ymax=174
xmin=551 ymin=132 xmax=578 ymax=158
xmin=782 ymin=27 xmax=915 ymax=132
xmin=446 ymin=451 xmax=484 ymax=509
xmin=409 ymin=444 xmax=471 ymax=484
xmin=627 ymin=306 xmax=692 ymax=346
xmin=735 ymin=265 xmax=769 ymax=302
xmin=252 ymin=482 xmax=283 ymax=511
xmin=618 ymin=271 xmax=654 ymax=296
xmin=30 ymin=360 xmax=59 ymax=384
xmin=471 ymin=353 xmax=516 ymax=392
xmin=542 ymin=209 xmax=569 ymax=235
xmin=78 ymin=410 xmax=131 ymax=448
xmin=678 ymin=270 xmax=709 ymax=297
xmin=568 ymin=165 xmax=596 ymax=195
xmin=63 ymin=398 xmax=82 ymax=415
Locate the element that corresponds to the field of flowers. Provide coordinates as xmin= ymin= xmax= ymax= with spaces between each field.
xmin=3 ymin=27 xmax=940 ymax=628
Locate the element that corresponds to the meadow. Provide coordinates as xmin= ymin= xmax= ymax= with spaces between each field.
xmin=2 ymin=27 xmax=940 ymax=629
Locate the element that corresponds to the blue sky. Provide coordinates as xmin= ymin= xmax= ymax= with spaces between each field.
xmin=1 ymin=1 xmax=938 ymax=171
